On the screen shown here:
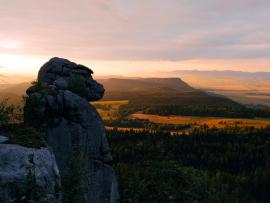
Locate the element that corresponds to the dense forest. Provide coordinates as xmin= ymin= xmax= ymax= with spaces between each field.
xmin=1 ymin=94 xmax=270 ymax=202
xmin=108 ymin=126 xmax=270 ymax=203
xmin=104 ymin=118 xmax=192 ymax=131
xmin=142 ymin=104 xmax=270 ymax=118
xmin=117 ymin=102 xmax=270 ymax=119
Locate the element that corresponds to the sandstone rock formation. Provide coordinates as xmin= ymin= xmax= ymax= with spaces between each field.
xmin=25 ymin=57 xmax=119 ymax=203
xmin=0 ymin=134 xmax=61 ymax=203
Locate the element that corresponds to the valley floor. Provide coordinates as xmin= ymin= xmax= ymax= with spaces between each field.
xmin=130 ymin=113 xmax=270 ymax=129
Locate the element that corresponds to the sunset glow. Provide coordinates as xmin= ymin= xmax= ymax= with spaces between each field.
xmin=0 ymin=0 xmax=269 ymax=76
xmin=1 ymin=2 xmax=270 ymax=202
xmin=0 ymin=40 xmax=23 ymax=49
xmin=0 ymin=54 xmax=47 ymax=75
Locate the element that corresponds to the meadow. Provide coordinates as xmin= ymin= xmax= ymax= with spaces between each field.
xmin=130 ymin=113 xmax=270 ymax=129
xmin=93 ymin=100 xmax=270 ymax=131
xmin=92 ymin=100 xmax=128 ymax=120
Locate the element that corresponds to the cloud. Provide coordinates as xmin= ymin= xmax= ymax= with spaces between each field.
xmin=0 ymin=0 xmax=269 ymax=61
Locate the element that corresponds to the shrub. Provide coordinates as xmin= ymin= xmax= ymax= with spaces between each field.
xmin=0 ymin=99 xmax=16 ymax=125
xmin=1 ymin=124 xmax=46 ymax=148
xmin=24 ymin=81 xmax=47 ymax=127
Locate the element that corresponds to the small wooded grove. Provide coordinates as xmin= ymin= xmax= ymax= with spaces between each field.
xmin=108 ymin=126 xmax=270 ymax=203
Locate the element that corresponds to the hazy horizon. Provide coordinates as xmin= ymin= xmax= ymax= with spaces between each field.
xmin=1 ymin=2 xmax=270 ymax=201
xmin=2 ymin=67 xmax=270 ymax=79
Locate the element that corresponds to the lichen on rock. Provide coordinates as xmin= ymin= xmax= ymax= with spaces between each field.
xmin=0 ymin=122 xmax=61 ymax=203
xmin=0 ymin=142 xmax=61 ymax=203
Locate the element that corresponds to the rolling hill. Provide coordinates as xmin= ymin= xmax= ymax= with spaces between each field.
xmin=0 ymin=82 xmax=30 ymax=105
xmin=1 ymin=82 xmax=31 ymax=96
xmin=97 ymin=78 xmax=270 ymax=118
xmin=0 ymin=77 xmax=269 ymax=118
xmin=100 ymin=78 xmax=236 ymax=105
xmin=131 ymin=70 xmax=270 ymax=91
xmin=0 ymin=92 xmax=22 ymax=105
xmin=124 ymin=70 xmax=270 ymax=107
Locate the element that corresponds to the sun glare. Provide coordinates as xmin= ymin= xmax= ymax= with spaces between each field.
xmin=0 ymin=40 xmax=23 ymax=49
xmin=0 ymin=54 xmax=47 ymax=75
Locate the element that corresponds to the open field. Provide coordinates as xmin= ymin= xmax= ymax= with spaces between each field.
xmin=92 ymin=100 xmax=128 ymax=120
xmin=93 ymin=99 xmax=270 ymax=130
xmin=130 ymin=113 xmax=270 ymax=128
xmin=92 ymin=100 xmax=129 ymax=105
xmin=105 ymin=126 xmax=145 ymax=132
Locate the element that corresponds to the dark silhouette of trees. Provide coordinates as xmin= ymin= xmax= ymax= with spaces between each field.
xmin=108 ymin=126 xmax=270 ymax=203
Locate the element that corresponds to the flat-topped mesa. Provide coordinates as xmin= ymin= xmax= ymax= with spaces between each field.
xmin=25 ymin=57 xmax=119 ymax=203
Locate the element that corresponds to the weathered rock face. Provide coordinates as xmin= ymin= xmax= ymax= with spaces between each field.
xmin=36 ymin=57 xmax=104 ymax=101
xmin=25 ymin=57 xmax=119 ymax=203
xmin=0 ymin=135 xmax=61 ymax=203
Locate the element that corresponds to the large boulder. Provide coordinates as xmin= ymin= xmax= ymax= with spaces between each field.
xmin=25 ymin=57 xmax=119 ymax=203
xmin=37 ymin=57 xmax=104 ymax=101
xmin=0 ymin=138 xmax=61 ymax=203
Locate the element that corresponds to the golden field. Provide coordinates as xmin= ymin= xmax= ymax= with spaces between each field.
xmin=130 ymin=113 xmax=270 ymax=128
xmin=92 ymin=100 xmax=128 ymax=120
xmin=92 ymin=100 xmax=129 ymax=105
xmin=92 ymin=100 xmax=270 ymax=130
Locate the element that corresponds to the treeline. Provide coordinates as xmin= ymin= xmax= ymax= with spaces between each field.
xmin=108 ymin=126 xmax=270 ymax=203
xmin=0 ymin=99 xmax=23 ymax=125
xmin=144 ymin=104 xmax=270 ymax=118
xmin=118 ymin=103 xmax=270 ymax=119
xmin=104 ymin=118 xmax=191 ymax=131
xmin=102 ymin=90 xmax=270 ymax=119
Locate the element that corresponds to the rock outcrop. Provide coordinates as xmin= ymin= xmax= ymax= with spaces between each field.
xmin=0 ymin=134 xmax=61 ymax=203
xmin=25 ymin=57 xmax=119 ymax=203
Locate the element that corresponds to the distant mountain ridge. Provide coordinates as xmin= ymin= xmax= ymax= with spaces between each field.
xmin=1 ymin=76 xmax=269 ymax=118
xmin=0 ymin=77 xmax=232 ymax=107
xmin=132 ymin=70 xmax=270 ymax=78
xmin=1 ymin=82 xmax=31 ymax=96
xmin=0 ymin=74 xmax=34 ymax=84
xmin=0 ymin=78 xmax=194 ymax=97
xmin=99 ymin=77 xmax=238 ymax=107
xmin=96 ymin=77 xmax=270 ymax=118
xmin=0 ymin=82 xmax=30 ymax=104
xmin=100 ymin=78 xmax=195 ymax=93
xmin=130 ymin=70 xmax=270 ymax=91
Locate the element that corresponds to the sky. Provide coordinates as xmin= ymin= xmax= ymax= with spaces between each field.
xmin=0 ymin=0 xmax=270 ymax=76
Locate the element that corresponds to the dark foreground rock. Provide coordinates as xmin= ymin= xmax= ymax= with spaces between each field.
xmin=25 ymin=57 xmax=119 ymax=203
xmin=0 ymin=136 xmax=61 ymax=203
